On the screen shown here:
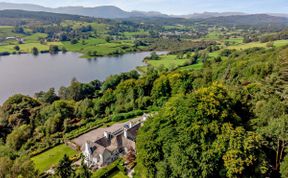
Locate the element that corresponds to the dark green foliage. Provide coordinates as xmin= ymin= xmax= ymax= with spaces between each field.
xmin=6 ymin=124 xmax=32 ymax=150
xmin=13 ymin=26 xmax=25 ymax=34
xmin=136 ymin=84 xmax=266 ymax=177
xmin=1 ymin=94 xmax=40 ymax=128
xmin=281 ymin=156 xmax=288 ymax=178
xmin=49 ymin=45 xmax=60 ymax=54
xmin=56 ymin=154 xmax=74 ymax=178
xmin=220 ymin=49 xmax=235 ymax=57
xmin=14 ymin=45 xmax=20 ymax=51
xmin=101 ymin=70 xmax=139 ymax=91
xmin=35 ymin=88 xmax=59 ymax=104
xmin=151 ymin=75 xmax=171 ymax=106
xmin=147 ymin=52 xmax=160 ymax=60
xmin=75 ymin=158 xmax=91 ymax=178
xmin=59 ymin=79 xmax=101 ymax=101
xmin=41 ymin=100 xmax=75 ymax=134
xmin=32 ymin=47 xmax=39 ymax=56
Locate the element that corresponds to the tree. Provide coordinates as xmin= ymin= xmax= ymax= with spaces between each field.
xmin=1 ymin=94 xmax=40 ymax=128
xmin=75 ymin=157 xmax=91 ymax=178
xmin=49 ymin=45 xmax=60 ymax=54
xmin=136 ymin=84 xmax=266 ymax=177
xmin=70 ymin=39 xmax=78 ymax=44
xmin=35 ymin=88 xmax=59 ymax=104
xmin=42 ymin=100 xmax=75 ymax=134
xmin=56 ymin=154 xmax=74 ymax=178
xmin=62 ymin=47 xmax=68 ymax=53
xmin=281 ymin=155 xmax=288 ymax=178
xmin=149 ymin=52 xmax=160 ymax=60
xmin=10 ymin=156 xmax=38 ymax=178
xmin=14 ymin=45 xmax=20 ymax=51
xmin=253 ymin=97 xmax=288 ymax=171
xmin=6 ymin=124 xmax=31 ymax=150
xmin=0 ymin=156 xmax=13 ymax=177
xmin=32 ymin=47 xmax=39 ymax=56
xmin=14 ymin=26 xmax=25 ymax=34
xmin=151 ymin=75 xmax=171 ymax=106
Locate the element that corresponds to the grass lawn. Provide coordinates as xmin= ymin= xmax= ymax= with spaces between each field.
xmin=146 ymin=54 xmax=190 ymax=69
xmin=177 ymin=63 xmax=203 ymax=71
xmin=31 ymin=144 xmax=77 ymax=172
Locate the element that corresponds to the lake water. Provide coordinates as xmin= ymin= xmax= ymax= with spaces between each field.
xmin=0 ymin=52 xmax=163 ymax=104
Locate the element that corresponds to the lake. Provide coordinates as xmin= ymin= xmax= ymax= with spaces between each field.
xmin=0 ymin=52 xmax=164 ymax=104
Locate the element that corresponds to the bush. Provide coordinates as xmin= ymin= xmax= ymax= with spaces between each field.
xmin=0 ymin=52 xmax=10 ymax=56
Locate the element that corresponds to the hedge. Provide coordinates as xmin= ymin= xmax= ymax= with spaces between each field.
xmin=111 ymin=110 xmax=144 ymax=122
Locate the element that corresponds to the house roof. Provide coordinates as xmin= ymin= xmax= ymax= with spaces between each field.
xmin=84 ymin=121 xmax=142 ymax=156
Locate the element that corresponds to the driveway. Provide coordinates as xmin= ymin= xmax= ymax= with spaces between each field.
xmin=71 ymin=116 xmax=144 ymax=147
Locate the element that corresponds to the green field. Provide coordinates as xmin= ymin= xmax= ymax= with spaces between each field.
xmin=224 ymin=37 xmax=243 ymax=45
xmin=205 ymin=31 xmax=222 ymax=40
xmin=0 ymin=26 xmax=23 ymax=38
xmin=63 ymin=39 xmax=135 ymax=57
xmin=0 ymin=42 xmax=63 ymax=53
xmin=24 ymin=33 xmax=47 ymax=43
xmin=228 ymin=40 xmax=288 ymax=50
xmin=177 ymin=63 xmax=203 ymax=71
xmin=61 ymin=20 xmax=108 ymax=35
xmin=31 ymin=144 xmax=77 ymax=172
xmin=122 ymin=30 xmax=149 ymax=38
xmin=146 ymin=54 xmax=190 ymax=68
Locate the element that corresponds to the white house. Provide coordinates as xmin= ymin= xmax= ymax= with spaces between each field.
xmin=82 ymin=114 xmax=148 ymax=169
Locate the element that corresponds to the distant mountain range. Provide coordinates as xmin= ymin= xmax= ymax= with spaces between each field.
xmin=0 ymin=2 xmax=287 ymax=19
xmin=0 ymin=2 xmax=169 ymax=19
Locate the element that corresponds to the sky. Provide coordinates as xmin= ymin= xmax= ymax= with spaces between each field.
xmin=2 ymin=0 xmax=288 ymax=15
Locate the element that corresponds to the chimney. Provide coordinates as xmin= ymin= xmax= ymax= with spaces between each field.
xmin=124 ymin=128 xmax=128 ymax=138
xmin=84 ymin=142 xmax=92 ymax=155
xmin=129 ymin=122 xmax=133 ymax=128
xmin=104 ymin=131 xmax=111 ymax=139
